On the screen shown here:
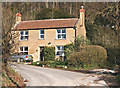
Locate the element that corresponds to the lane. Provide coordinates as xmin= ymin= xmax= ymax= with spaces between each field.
xmin=11 ymin=63 xmax=108 ymax=86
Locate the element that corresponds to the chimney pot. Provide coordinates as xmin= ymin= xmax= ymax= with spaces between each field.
xmin=79 ymin=6 xmax=85 ymax=13
xmin=16 ymin=13 xmax=21 ymax=17
xmin=16 ymin=12 xmax=21 ymax=23
xmin=81 ymin=6 xmax=84 ymax=9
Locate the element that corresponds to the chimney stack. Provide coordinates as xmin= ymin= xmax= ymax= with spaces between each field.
xmin=79 ymin=6 xmax=85 ymax=27
xmin=16 ymin=12 xmax=21 ymax=23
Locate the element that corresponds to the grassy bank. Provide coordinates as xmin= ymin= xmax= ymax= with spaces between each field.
xmin=2 ymin=63 xmax=25 ymax=87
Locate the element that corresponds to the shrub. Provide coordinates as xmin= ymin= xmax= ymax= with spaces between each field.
xmin=31 ymin=61 xmax=38 ymax=65
xmin=31 ymin=61 xmax=49 ymax=67
xmin=86 ymin=23 xmax=119 ymax=67
xmin=115 ymin=74 xmax=120 ymax=85
xmin=68 ymin=45 xmax=107 ymax=69
xmin=54 ymin=60 xmax=68 ymax=66
xmin=64 ymin=36 xmax=92 ymax=60
xmin=44 ymin=46 xmax=55 ymax=61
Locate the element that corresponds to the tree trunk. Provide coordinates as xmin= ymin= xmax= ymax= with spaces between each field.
xmin=53 ymin=1 xmax=54 ymax=9
xmin=70 ymin=3 xmax=72 ymax=15
xmin=46 ymin=0 xmax=48 ymax=8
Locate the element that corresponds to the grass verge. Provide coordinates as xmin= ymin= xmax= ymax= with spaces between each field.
xmin=2 ymin=63 xmax=26 ymax=87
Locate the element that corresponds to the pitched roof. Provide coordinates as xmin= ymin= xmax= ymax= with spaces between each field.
xmin=14 ymin=18 xmax=78 ymax=30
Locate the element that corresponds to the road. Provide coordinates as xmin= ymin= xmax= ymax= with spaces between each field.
xmin=10 ymin=63 xmax=108 ymax=86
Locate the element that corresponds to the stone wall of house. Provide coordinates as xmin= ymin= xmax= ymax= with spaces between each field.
xmin=15 ymin=28 xmax=75 ymax=62
xmin=76 ymin=11 xmax=86 ymax=38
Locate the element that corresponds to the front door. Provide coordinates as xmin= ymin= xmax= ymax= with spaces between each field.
xmin=40 ymin=47 xmax=44 ymax=61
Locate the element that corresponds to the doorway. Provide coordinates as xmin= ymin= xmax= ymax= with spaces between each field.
xmin=39 ymin=46 xmax=44 ymax=61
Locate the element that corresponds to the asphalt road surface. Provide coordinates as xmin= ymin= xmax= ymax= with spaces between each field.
xmin=10 ymin=63 xmax=108 ymax=87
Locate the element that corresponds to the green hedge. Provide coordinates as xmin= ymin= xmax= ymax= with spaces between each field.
xmin=64 ymin=37 xmax=92 ymax=60
xmin=68 ymin=45 xmax=107 ymax=69
xmin=44 ymin=46 xmax=55 ymax=61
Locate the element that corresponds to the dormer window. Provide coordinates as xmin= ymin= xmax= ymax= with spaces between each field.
xmin=19 ymin=31 xmax=28 ymax=40
xmin=56 ymin=29 xmax=66 ymax=39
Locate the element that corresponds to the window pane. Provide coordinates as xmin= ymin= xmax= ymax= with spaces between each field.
xmin=59 ymin=51 xmax=62 ymax=56
xmin=59 ymin=51 xmax=64 ymax=56
xmin=58 ymin=34 xmax=61 ymax=39
xmin=56 ymin=51 xmax=60 ymax=55
xmin=62 ymin=34 xmax=66 ymax=39
xmin=20 ymin=47 xmax=23 ymax=51
xmin=61 ymin=51 xmax=64 ymax=56
xmin=57 ymin=30 xmax=61 ymax=33
xmin=41 ymin=30 xmax=44 ymax=34
xmin=40 ymin=35 xmax=44 ymax=39
xmin=61 ymin=46 xmax=64 ymax=50
xmin=56 ymin=46 xmax=64 ymax=56
xmin=25 ymin=36 xmax=28 ymax=40
xmin=21 ymin=36 xmax=23 ymax=40
xmin=25 ymin=47 xmax=28 ymax=51
xmin=20 ymin=31 xmax=29 ymax=40
xmin=57 ymin=46 xmax=60 ymax=50
xmin=62 ymin=29 xmax=66 ymax=33
xmin=25 ymin=31 xmax=28 ymax=35
xmin=20 ymin=31 xmax=23 ymax=35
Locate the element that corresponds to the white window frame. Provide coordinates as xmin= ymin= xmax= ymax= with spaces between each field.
xmin=56 ymin=29 xmax=66 ymax=39
xmin=56 ymin=46 xmax=64 ymax=56
xmin=19 ymin=31 xmax=28 ymax=40
xmin=19 ymin=47 xmax=28 ymax=55
xmin=39 ymin=30 xmax=44 ymax=39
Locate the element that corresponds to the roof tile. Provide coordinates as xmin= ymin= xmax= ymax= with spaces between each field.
xmin=14 ymin=18 xmax=78 ymax=30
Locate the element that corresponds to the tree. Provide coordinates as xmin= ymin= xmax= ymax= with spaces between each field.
xmin=64 ymin=36 xmax=91 ymax=60
xmin=86 ymin=23 xmax=119 ymax=67
xmin=93 ymin=2 xmax=120 ymax=34
xmin=35 ymin=8 xmax=74 ymax=20
xmin=2 ymin=4 xmax=19 ymax=65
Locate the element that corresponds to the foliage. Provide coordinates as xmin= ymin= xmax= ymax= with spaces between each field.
xmin=44 ymin=46 xmax=55 ymax=61
xmin=86 ymin=23 xmax=118 ymax=47
xmin=2 ymin=2 xmax=119 ymax=69
xmin=64 ymin=36 xmax=92 ymax=60
xmin=2 ymin=11 xmax=19 ymax=65
xmin=53 ymin=60 xmax=68 ymax=66
xmin=35 ymin=8 xmax=74 ymax=20
xmin=93 ymin=3 xmax=119 ymax=32
xmin=31 ymin=61 xmax=49 ymax=67
xmin=115 ymin=74 xmax=120 ymax=84
xmin=47 ymin=61 xmax=68 ymax=68
xmin=31 ymin=60 xmax=68 ymax=69
xmin=67 ymin=45 xmax=107 ymax=69
xmin=86 ymin=23 xmax=119 ymax=67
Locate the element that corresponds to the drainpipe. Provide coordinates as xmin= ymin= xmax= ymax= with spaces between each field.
xmin=73 ymin=26 xmax=76 ymax=45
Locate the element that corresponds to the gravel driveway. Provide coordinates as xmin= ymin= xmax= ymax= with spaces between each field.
xmin=10 ymin=63 xmax=108 ymax=87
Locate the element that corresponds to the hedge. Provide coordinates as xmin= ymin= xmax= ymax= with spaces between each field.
xmin=68 ymin=45 xmax=107 ymax=69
